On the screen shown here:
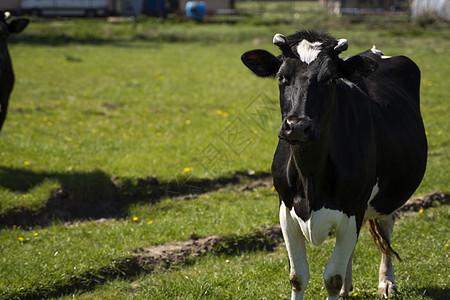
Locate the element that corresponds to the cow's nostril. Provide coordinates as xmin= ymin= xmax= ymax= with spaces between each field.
xmin=283 ymin=119 xmax=293 ymax=132
xmin=280 ymin=117 xmax=314 ymax=142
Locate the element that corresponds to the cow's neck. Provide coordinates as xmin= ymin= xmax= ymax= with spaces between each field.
xmin=290 ymin=139 xmax=330 ymax=199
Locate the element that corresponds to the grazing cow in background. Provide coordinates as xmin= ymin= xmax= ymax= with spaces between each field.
xmin=241 ymin=31 xmax=427 ymax=299
xmin=0 ymin=11 xmax=29 ymax=132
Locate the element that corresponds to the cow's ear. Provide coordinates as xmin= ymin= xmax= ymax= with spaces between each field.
xmin=8 ymin=18 xmax=29 ymax=34
xmin=241 ymin=49 xmax=281 ymax=78
xmin=339 ymin=55 xmax=378 ymax=82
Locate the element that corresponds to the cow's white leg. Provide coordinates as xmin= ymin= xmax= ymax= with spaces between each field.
xmin=280 ymin=202 xmax=309 ymax=300
xmin=377 ymin=214 xmax=397 ymax=298
xmin=339 ymin=248 xmax=354 ymax=298
xmin=323 ymin=216 xmax=357 ymax=300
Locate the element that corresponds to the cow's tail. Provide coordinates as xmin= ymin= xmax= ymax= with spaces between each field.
xmin=368 ymin=219 xmax=402 ymax=262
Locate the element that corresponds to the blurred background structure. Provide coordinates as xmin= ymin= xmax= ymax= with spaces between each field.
xmin=0 ymin=0 xmax=448 ymax=21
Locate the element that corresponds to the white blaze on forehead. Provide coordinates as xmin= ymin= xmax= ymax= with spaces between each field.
xmin=296 ymin=39 xmax=323 ymax=65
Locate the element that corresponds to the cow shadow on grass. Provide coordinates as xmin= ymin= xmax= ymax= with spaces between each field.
xmin=402 ymin=286 xmax=450 ymax=300
xmin=0 ymin=166 xmax=272 ymax=228
xmin=0 ymin=166 xmax=123 ymax=227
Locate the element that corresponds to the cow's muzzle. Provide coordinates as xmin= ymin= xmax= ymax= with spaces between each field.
xmin=279 ymin=117 xmax=315 ymax=143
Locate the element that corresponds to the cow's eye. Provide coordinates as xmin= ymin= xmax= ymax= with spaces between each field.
xmin=329 ymin=77 xmax=338 ymax=84
xmin=322 ymin=76 xmax=338 ymax=85
xmin=276 ymin=74 xmax=289 ymax=85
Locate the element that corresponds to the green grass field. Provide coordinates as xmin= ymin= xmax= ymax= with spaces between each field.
xmin=0 ymin=2 xmax=449 ymax=299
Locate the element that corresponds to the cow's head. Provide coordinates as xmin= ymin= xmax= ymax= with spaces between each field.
xmin=241 ymin=31 xmax=378 ymax=144
xmin=0 ymin=11 xmax=29 ymax=42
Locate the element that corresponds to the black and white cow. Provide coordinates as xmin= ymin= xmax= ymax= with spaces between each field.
xmin=241 ymin=31 xmax=427 ymax=299
xmin=0 ymin=11 xmax=29 ymax=132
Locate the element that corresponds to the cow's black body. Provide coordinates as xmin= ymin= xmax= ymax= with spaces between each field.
xmin=272 ymin=48 xmax=427 ymax=227
xmin=0 ymin=12 xmax=29 ymax=132
xmin=241 ymin=31 xmax=427 ymax=299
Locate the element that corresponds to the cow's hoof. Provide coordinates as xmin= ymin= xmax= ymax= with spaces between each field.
xmin=378 ymin=280 xmax=397 ymax=298
xmin=339 ymin=284 xmax=353 ymax=298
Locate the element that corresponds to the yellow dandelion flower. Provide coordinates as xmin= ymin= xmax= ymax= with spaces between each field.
xmin=34 ymin=233 xmax=39 ymax=237
xmin=18 ymin=237 xmax=24 ymax=241
xmin=419 ymin=208 xmax=424 ymax=213
xmin=24 ymin=161 xmax=30 ymax=166
xmin=271 ymin=186 xmax=275 ymax=191
xmin=445 ymin=243 xmax=449 ymax=247
xmin=353 ymin=292 xmax=358 ymax=296
xmin=253 ymin=130 xmax=258 ymax=135
xmin=429 ymin=207 xmax=434 ymax=210
xmin=66 ymin=137 xmax=73 ymax=142
xmin=185 ymin=120 xmax=191 ymax=125
xmin=223 ymin=112 xmax=229 ymax=117
xmin=147 ymin=220 xmax=153 ymax=225
xmin=217 ymin=109 xmax=223 ymax=115
xmin=184 ymin=167 xmax=193 ymax=172
xmin=132 ymin=217 xmax=138 ymax=221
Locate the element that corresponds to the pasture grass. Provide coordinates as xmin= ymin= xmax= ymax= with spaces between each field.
xmin=1 ymin=23 xmax=449 ymax=215
xmin=0 ymin=4 xmax=449 ymax=299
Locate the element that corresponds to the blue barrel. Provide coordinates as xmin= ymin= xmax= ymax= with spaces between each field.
xmin=185 ymin=1 xmax=206 ymax=20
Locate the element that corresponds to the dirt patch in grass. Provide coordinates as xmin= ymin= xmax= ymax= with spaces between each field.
xmin=134 ymin=226 xmax=284 ymax=271
xmin=134 ymin=235 xmax=223 ymax=271
xmin=396 ymin=191 xmax=449 ymax=216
